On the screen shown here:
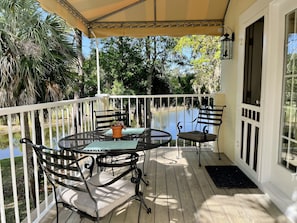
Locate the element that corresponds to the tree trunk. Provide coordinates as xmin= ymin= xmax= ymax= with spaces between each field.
xmin=74 ymin=29 xmax=84 ymax=132
xmin=74 ymin=29 xmax=84 ymax=98
xmin=145 ymin=37 xmax=155 ymax=128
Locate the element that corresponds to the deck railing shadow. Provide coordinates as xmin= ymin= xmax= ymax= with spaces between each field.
xmin=39 ymin=148 xmax=288 ymax=223
xmin=141 ymin=148 xmax=288 ymax=223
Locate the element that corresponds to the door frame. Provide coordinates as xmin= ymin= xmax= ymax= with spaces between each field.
xmin=236 ymin=1 xmax=269 ymax=182
xmin=261 ymin=0 xmax=297 ymax=205
xmin=236 ymin=0 xmax=297 ymax=213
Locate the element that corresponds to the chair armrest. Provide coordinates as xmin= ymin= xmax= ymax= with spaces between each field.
xmin=177 ymin=121 xmax=183 ymax=133
xmin=202 ymin=125 xmax=208 ymax=134
xmin=177 ymin=120 xmax=197 ymax=133
xmin=67 ymin=155 xmax=95 ymax=178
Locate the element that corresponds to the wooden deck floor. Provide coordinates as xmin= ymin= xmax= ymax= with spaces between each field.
xmin=41 ymin=148 xmax=291 ymax=223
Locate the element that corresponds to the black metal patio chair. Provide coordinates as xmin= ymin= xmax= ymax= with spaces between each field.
xmin=20 ymin=138 xmax=151 ymax=223
xmin=94 ymin=109 xmax=129 ymax=130
xmin=177 ymin=105 xmax=225 ymax=166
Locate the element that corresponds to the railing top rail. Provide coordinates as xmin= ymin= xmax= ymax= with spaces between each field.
xmin=0 ymin=97 xmax=99 ymax=116
xmin=108 ymin=93 xmax=215 ymax=99
xmin=0 ymin=93 xmax=218 ymax=116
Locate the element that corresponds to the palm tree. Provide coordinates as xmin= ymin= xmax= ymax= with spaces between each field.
xmin=0 ymin=0 xmax=77 ymax=207
xmin=0 ymin=0 xmax=77 ymax=106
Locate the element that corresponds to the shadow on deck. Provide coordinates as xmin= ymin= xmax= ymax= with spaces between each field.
xmin=41 ymin=148 xmax=290 ymax=223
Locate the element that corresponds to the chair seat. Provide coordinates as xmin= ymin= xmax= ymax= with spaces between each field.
xmin=59 ymin=171 xmax=135 ymax=218
xmin=178 ymin=131 xmax=217 ymax=143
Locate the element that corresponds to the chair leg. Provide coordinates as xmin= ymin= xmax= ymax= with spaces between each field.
xmin=177 ymin=137 xmax=181 ymax=159
xmin=195 ymin=143 xmax=202 ymax=167
xmin=55 ymin=204 xmax=59 ymax=223
xmin=141 ymin=177 xmax=149 ymax=186
xmin=141 ymin=151 xmax=149 ymax=186
xmin=217 ymin=140 xmax=221 ymax=160
xmin=142 ymin=150 xmax=146 ymax=175
xmin=135 ymin=191 xmax=151 ymax=223
xmin=52 ymin=188 xmax=59 ymax=223
xmin=133 ymin=168 xmax=151 ymax=223
xmin=137 ymin=191 xmax=151 ymax=213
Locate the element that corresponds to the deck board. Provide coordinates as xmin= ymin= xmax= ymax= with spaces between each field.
xmin=154 ymin=149 xmax=170 ymax=223
xmin=40 ymin=148 xmax=290 ymax=223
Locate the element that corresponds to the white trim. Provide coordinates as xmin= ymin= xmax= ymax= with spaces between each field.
xmin=265 ymin=0 xmax=297 ymax=194
xmin=237 ymin=1 xmax=269 ymax=181
xmin=262 ymin=182 xmax=295 ymax=221
xmin=236 ymin=0 xmax=297 ymax=217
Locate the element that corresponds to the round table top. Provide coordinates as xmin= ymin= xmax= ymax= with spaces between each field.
xmin=58 ymin=128 xmax=172 ymax=155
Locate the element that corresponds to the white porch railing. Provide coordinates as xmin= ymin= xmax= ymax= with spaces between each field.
xmin=0 ymin=93 xmax=223 ymax=223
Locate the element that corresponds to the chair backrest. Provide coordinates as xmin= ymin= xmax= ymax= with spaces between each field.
xmin=20 ymin=138 xmax=142 ymax=221
xmin=195 ymin=105 xmax=225 ymax=133
xmin=94 ymin=110 xmax=128 ymax=130
xmin=20 ymin=138 xmax=93 ymax=193
xmin=20 ymin=138 xmax=141 ymax=189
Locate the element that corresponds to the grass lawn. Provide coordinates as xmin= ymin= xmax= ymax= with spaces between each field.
xmin=1 ymin=156 xmax=29 ymax=222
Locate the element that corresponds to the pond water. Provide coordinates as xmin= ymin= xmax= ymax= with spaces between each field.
xmin=152 ymin=108 xmax=199 ymax=140
xmin=0 ymin=108 xmax=200 ymax=160
xmin=1 ymin=147 xmax=23 ymax=159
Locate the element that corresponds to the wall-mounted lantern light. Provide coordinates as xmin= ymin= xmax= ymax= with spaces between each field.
xmin=220 ymin=32 xmax=235 ymax=60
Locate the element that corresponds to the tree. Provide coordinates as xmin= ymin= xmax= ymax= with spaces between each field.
xmin=99 ymin=37 xmax=147 ymax=95
xmin=0 ymin=0 xmax=77 ymax=208
xmin=82 ymin=36 xmax=176 ymax=96
xmin=174 ymin=35 xmax=221 ymax=94
xmin=169 ymin=70 xmax=195 ymax=94
xmin=74 ymin=29 xmax=84 ymax=98
xmin=144 ymin=36 xmax=174 ymax=95
xmin=0 ymin=0 xmax=76 ymax=106
xmin=82 ymin=48 xmax=98 ymax=96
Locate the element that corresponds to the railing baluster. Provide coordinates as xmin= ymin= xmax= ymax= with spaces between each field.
xmin=8 ymin=114 xmax=20 ymax=222
xmin=61 ymin=107 xmax=65 ymax=138
xmin=48 ymin=108 xmax=53 ymax=149
xmin=40 ymin=109 xmax=50 ymax=209
xmin=0 ymin=165 xmax=6 ymax=222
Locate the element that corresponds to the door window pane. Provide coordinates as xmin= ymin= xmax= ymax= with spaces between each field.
xmin=279 ymin=9 xmax=297 ymax=172
xmin=242 ymin=17 xmax=264 ymax=106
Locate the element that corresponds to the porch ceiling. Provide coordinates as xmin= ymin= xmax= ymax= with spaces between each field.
xmin=37 ymin=0 xmax=230 ymax=38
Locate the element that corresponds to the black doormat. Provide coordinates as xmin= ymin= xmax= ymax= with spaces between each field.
xmin=205 ymin=165 xmax=257 ymax=188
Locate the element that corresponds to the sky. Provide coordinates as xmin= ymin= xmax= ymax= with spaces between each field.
xmin=82 ymin=35 xmax=105 ymax=57
xmin=82 ymin=35 xmax=92 ymax=57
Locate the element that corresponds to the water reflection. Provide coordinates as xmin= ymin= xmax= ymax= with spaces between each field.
xmin=0 ymin=126 xmax=66 ymax=160
xmin=152 ymin=108 xmax=199 ymax=140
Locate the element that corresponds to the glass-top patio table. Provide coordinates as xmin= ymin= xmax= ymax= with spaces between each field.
xmin=58 ymin=128 xmax=172 ymax=155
